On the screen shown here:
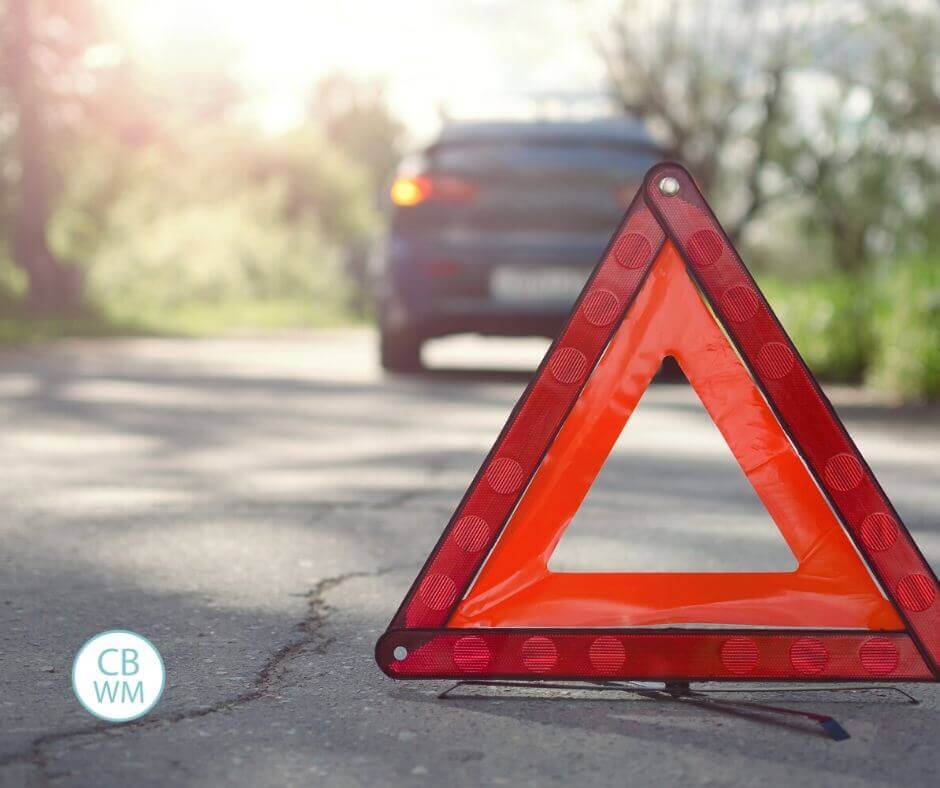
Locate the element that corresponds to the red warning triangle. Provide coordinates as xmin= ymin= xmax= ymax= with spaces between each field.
xmin=376 ymin=163 xmax=939 ymax=682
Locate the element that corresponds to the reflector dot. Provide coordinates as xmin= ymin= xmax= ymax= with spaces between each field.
xmin=720 ymin=286 xmax=760 ymax=323
xmin=859 ymin=637 xmax=900 ymax=675
xmin=549 ymin=347 xmax=589 ymax=384
xmin=790 ymin=637 xmax=829 ymax=675
xmin=452 ymin=515 xmax=490 ymax=553
xmin=453 ymin=636 xmax=491 ymax=673
xmin=522 ymin=636 xmax=558 ymax=673
xmin=613 ymin=233 xmax=652 ymax=269
xmin=589 ymin=636 xmax=626 ymax=675
xmin=486 ymin=457 xmax=525 ymax=494
xmin=418 ymin=573 xmax=457 ymax=611
xmin=393 ymin=646 xmax=408 ymax=661
xmin=896 ymin=574 xmax=936 ymax=612
xmin=582 ymin=289 xmax=620 ymax=326
xmin=687 ymin=229 xmax=723 ymax=266
xmin=859 ymin=512 xmax=899 ymax=552
xmin=755 ymin=342 xmax=795 ymax=380
xmin=824 ymin=453 xmax=864 ymax=492
xmin=720 ymin=636 xmax=759 ymax=675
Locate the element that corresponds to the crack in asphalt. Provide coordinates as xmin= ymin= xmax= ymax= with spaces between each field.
xmin=0 ymin=564 xmax=408 ymax=784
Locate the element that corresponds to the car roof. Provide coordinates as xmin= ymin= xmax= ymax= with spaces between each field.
xmin=433 ymin=118 xmax=658 ymax=149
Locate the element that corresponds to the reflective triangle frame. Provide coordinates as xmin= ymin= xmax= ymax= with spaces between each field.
xmin=375 ymin=163 xmax=939 ymax=682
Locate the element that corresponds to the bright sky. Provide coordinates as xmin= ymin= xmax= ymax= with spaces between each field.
xmin=108 ymin=0 xmax=618 ymax=142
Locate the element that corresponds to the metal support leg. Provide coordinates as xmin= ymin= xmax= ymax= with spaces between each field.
xmin=436 ymin=680 xmax=920 ymax=741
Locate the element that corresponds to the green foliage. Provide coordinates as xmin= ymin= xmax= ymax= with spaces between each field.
xmin=0 ymin=0 xmax=398 ymax=321
xmin=868 ymin=256 xmax=940 ymax=401
xmin=759 ymin=273 xmax=874 ymax=383
xmin=758 ymin=256 xmax=940 ymax=401
xmin=86 ymin=183 xmax=340 ymax=308
xmin=45 ymin=125 xmax=376 ymax=318
xmin=0 ymin=251 xmax=27 ymax=300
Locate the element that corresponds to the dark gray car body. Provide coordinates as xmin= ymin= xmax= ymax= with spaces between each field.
xmin=375 ymin=118 xmax=662 ymax=368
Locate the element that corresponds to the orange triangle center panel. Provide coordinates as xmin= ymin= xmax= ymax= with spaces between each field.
xmin=449 ymin=244 xmax=899 ymax=631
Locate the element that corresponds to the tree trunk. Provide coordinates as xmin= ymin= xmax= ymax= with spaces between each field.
xmin=6 ymin=0 xmax=83 ymax=314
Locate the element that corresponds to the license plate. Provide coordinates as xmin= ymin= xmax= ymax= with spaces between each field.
xmin=490 ymin=267 xmax=586 ymax=303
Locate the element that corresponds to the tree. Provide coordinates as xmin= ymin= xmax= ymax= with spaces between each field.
xmin=0 ymin=0 xmax=102 ymax=312
xmin=596 ymin=0 xmax=798 ymax=242
xmin=307 ymin=74 xmax=405 ymax=314
xmin=596 ymin=0 xmax=939 ymax=271
xmin=308 ymin=74 xmax=405 ymax=193
xmin=783 ymin=5 xmax=940 ymax=269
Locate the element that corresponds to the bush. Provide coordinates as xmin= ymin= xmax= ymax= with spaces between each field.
xmin=868 ymin=256 xmax=940 ymax=401
xmin=85 ymin=181 xmax=347 ymax=310
xmin=0 ymin=252 xmax=26 ymax=303
xmin=47 ymin=126 xmax=376 ymax=323
xmin=758 ymin=273 xmax=874 ymax=383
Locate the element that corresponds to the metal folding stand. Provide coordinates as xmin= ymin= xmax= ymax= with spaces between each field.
xmin=437 ymin=680 xmax=920 ymax=741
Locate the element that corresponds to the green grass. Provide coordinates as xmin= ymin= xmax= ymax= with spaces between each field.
xmin=0 ymin=297 xmax=361 ymax=345
xmin=868 ymin=256 xmax=940 ymax=401
xmin=757 ymin=272 xmax=873 ymax=384
xmin=758 ymin=257 xmax=940 ymax=400
xmin=107 ymin=298 xmax=362 ymax=335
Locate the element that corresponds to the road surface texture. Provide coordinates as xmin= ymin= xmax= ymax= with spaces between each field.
xmin=1 ymin=330 xmax=937 ymax=787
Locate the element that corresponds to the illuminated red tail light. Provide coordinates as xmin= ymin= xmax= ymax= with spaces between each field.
xmin=391 ymin=174 xmax=477 ymax=206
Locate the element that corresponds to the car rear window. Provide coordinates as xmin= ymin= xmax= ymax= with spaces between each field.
xmin=428 ymin=142 xmax=659 ymax=176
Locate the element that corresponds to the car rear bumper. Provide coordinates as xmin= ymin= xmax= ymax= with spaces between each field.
xmin=396 ymin=299 xmax=572 ymax=339
xmin=383 ymin=280 xmax=587 ymax=340
xmin=380 ymin=236 xmax=606 ymax=339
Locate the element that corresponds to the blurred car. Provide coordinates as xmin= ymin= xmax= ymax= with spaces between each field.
xmin=373 ymin=118 xmax=663 ymax=371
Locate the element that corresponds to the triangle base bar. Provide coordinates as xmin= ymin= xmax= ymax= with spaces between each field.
xmin=377 ymin=629 xmax=932 ymax=682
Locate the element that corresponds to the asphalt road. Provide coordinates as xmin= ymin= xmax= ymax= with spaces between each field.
xmin=1 ymin=330 xmax=938 ymax=787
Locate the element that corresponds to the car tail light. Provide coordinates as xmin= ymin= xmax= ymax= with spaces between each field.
xmin=390 ymin=176 xmax=432 ymax=206
xmin=390 ymin=175 xmax=476 ymax=206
